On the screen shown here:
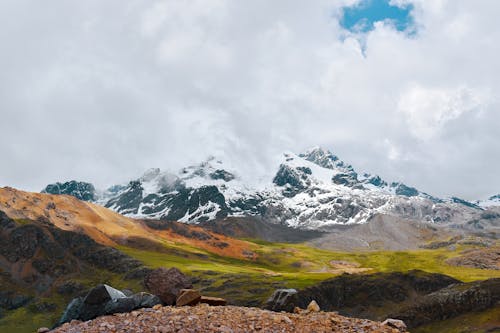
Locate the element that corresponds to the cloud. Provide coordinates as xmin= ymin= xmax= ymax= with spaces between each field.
xmin=0 ymin=0 xmax=499 ymax=200
xmin=398 ymin=84 xmax=487 ymax=140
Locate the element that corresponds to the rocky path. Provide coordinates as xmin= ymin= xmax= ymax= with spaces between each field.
xmin=49 ymin=304 xmax=405 ymax=333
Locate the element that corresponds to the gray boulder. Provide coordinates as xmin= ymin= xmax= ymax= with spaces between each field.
xmin=58 ymin=297 xmax=84 ymax=326
xmin=103 ymin=297 xmax=136 ymax=315
xmin=57 ymin=284 xmax=161 ymax=327
xmin=131 ymin=292 xmax=162 ymax=308
xmin=264 ymin=289 xmax=298 ymax=312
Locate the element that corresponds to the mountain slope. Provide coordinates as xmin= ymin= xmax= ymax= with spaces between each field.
xmin=0 ymin=187 xmax=257 ymax=259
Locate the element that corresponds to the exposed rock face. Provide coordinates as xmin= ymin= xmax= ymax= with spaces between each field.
xmin=392 ymin=278 xmax=500 ymax=328
xmin=264 ymin=289 xmax=298 ymax=312
xmin=144 ymin=267 xmax=193 ymax=305
xmin=264 ymin=271 xmax=459 ymax=318
xmin=58 ymin=284 xmax=161 ymax=325
xmin=42 ymin=181 xmax=97 ymax=201
xmin=0 ymin=209 xmax=147 ymax=316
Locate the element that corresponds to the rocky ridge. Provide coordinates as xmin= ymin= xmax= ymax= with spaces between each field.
xmin=42 ymin=148 xmax=500 ymax=232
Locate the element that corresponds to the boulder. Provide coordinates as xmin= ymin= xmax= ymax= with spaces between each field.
xmin=306 ymin=300 xmax=320 ymax=312
xmin=103 ymin=297 xmax=136 ymax=315
xmin=131 ymin=292 xmax=162 ymax=308
xmin=264 ymin=289 xmax=298 ymax=312
xmin=144 ymin=267 xmax=192 ymax=305
xmin=58 ymin=297 xmax=84 ymax=325
xmin=176 ymin=289 xmax=201 ymax=306
xmin=57 ymin=284 xmax=162 ymax=326
xmin=83 ymin=284 xmax=126 ymax=305
xmin=199 ymin=296 xmax=227 ymax=306
xmin=382 ymin=318 xmax=407 ymax=332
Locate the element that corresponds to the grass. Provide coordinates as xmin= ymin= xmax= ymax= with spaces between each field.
xmin=118 ymin=239 xmax=500 ymax=306
xmin=2 ymin=236 xmax=499 ymax=333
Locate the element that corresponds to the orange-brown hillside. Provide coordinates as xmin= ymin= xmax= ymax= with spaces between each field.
xmin=0 ymin=187 xmax=256 ymax=260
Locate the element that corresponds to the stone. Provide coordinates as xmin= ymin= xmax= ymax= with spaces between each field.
xmin=37 ymin=328 xmax=50 ymax=333
xmin=131 ymin=292 xmax=162 ymax=309
xmin=382 ymin=318 xmax=407 ymax=332
xmin=57 ymin=284 xmax=162 ymax=327
xmin=144 ymin=267 xmax=192 ymax=305
xmin=199 ymin=296 xmax=227 ymax=306
xmin=176 ymin=289 xmax=201 ymax=306
xmin=306 ymin=300 xmax=320 ymax=312
xmin=84 ymin=284 xmax=126 ymax=305
xmin=264 ymin=289 xmax=298 ymax=312
xmin=58 ymin=297 xmax=83 ymax=325
xmin=104 ymin=297 xmax=136 ymax=315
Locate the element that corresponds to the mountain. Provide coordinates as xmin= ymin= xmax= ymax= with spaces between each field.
xmin=478 ymin=194 xmax=500 ymax=208
xmin=42 ymin=147 xmax=497 ymax=231
xmin=0 ymin=187 xmax=255 ymax=259
xmin=42 ymin=180 xmax=97 ymax=201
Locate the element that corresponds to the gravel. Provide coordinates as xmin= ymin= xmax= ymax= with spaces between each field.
xmin=49 ymin=304 xmax=405 ymax=333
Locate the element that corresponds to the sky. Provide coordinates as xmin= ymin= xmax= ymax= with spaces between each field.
xmin=1 ymin=0 xmax=499 ymax=200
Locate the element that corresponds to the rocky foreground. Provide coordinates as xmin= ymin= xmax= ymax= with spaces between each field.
xmin=48 ymin=303 xmax=406 ymax=333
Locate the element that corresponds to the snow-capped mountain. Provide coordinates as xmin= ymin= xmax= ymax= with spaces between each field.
xmin=42 ymin=181 xmax=97 ymax=202
xmin=477 ymin=194 xmax=500 ymax=208
xmin=42 ymin=148 xmax=491 ymax=230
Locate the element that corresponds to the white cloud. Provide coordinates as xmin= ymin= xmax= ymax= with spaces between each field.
xmin=0 ymin=0 xmax=500 ymax=200
xmin=398 ymin=85 xmax=487 ymax=140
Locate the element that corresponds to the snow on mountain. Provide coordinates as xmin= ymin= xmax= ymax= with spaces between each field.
xmin=477 ymin=194 xmax=500 ymax=208
xmin=42 ymin=147 xmax=489 ymax=230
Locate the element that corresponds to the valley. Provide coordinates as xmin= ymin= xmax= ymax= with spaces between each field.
xmin=0 ymin=187 xmax=499 ymax=332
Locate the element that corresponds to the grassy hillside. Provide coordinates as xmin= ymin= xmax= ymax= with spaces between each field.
xmin=118 ymin=239 xmax=500 ymax=307
xmin=1 ymin=235 xmax=499 ymax=333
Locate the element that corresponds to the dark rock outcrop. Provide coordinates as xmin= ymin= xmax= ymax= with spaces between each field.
xmin=264 ymin=289 xmax=298 ymax=312
xmin=144 ymin=267 xmax=193 ymax=305
xmin=392 ymin=278 xmax=500 ymax=328
xmin=42 ymin=181 xmax=97 ymax=202
xmin=264 ymin=270 xmax=459 ymax=318
xmin=57 ymin=284 xmax=161 ymax=326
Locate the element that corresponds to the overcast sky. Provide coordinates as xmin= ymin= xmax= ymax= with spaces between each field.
xmin=1 ymin=0 xmax=499 ymax=200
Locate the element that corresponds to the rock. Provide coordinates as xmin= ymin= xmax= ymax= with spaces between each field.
xmin=264 ymin=289 xmax=298 ymax=312
xmin=391 ymin=278 xmax=500 ymax=328
xmin=84 ymin=284 xmax=126 ymax=305
xmin=121 ymin=289 xmax=134 ymax=297
xmin=131 ymin=292 xmax=161 ymax=308
xmin=144 ymin=267 xmax=192 ymax=305
xmin=58 ymin=297 xmax=84 ymax=325
xmin=199 ymin=296 xmax=227 ymax=306
xmin=57 ymin=284 xmax=162 ymax=326
xmin=176 ymin=289 xmax=201 ymax=306
xmin=382 ymin=318 xmax=407 ymax=332
xmin=104 ymin=297 xmax=136 ymax=315
xmin=37 ymin=328 xmax=50 ymax=333
xmin=306 ymin=300 xmax=320 ymax=312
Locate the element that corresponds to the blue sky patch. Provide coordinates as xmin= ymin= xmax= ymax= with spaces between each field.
xmin=341 ymin=0 xmax=414 ymax=33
